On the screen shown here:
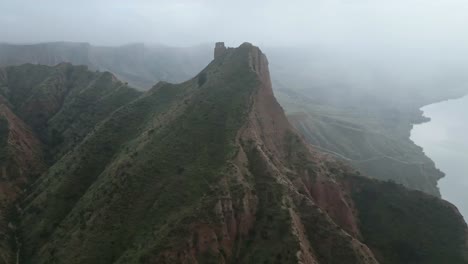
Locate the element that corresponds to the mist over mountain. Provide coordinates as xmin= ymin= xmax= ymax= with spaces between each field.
xmin=2 ymin=41 xmax=467 ymax=107
xmin=0 ymin=42 xmax=211 ymax=89
xmin=0 ymin=1 xmax=467 ymax=263
xmin=0 ymin=43 xmax=465 ymax=264
xmin=2 ymin=0 xmax=468 ymax=46
xmin=3 ymin=0 xmax=468 ymax=98
xmin=267 ymin=45 xmax=468 ymax=108
xmin=3 ymin=40 xmax=464 ymax=196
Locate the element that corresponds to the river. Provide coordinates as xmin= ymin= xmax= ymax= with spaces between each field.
xmin=411 ymin=95 xmax=468 ymax=222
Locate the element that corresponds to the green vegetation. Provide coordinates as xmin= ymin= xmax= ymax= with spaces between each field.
xmin=279 ymin=91 xmax=443 ymax=196
xmin=18 ymin=45 xmax=267 ymax=264
xmin=351 ymin=177 xmax=468 ymax=264
xmin=0 ymin=118 xmax=8 ymax=162
xmin=0 ymin=44 xmax=465 ymax=264
xmin=0 ymin=64 xmax=141 ymax=163
xmin=234 ymin=145 xmax=299 ymax=264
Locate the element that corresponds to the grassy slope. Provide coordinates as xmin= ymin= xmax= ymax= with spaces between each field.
xmin=279 ymin=90 xmax=442 ymax=196
xmin=283 ymin=129 xmax=468 ymax=263
xmin=6 ymin=45 xmax=467 ymax=264
xmin=234 ymin=144 xmax=299 ymax=264
xmin=19 ymin=46 xmax=261 ymax=264
xmin=0 ymin=43 xmax=463 ymax=198
xmin=350 ymin=176 xmax=468 ymax=264
xmin=0 ymin=118 xmax=8 ymax=163
xmin=0 ymin=64 xmax=141 ymax=161
xmin=0 ymin=43 xmax=451 ymax=198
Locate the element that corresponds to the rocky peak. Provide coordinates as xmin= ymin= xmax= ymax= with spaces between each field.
xmin=214 ymin=42 xmax=227 ymax=59
xmin=5 ymin=43 xmax=467 ymax=264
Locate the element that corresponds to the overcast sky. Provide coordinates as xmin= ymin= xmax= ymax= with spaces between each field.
xmin=1 ymin=0 xmax=468 ymax=49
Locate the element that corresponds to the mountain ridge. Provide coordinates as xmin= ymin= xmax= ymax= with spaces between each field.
xmin=0 ymin=42 xmax=212 ymax=89
xmin=1 ymin=41 xmax=464 ymax=197
xmin=0 ymin=43 xmax=465 ymax=263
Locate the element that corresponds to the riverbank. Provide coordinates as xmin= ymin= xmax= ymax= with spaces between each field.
xmin=411 ymin=95 xmax=468 ymax=221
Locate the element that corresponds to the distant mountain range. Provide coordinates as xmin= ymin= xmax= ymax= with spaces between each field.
xmin=2 ymin=41 xmax=467 ymax=198
xmin=3 ymin=41 xmax=467 ymax=197
xmin=0 ymin=42 xmax=212 ymax=89
xmin=0 ymin=42 xmax=465 ymax=264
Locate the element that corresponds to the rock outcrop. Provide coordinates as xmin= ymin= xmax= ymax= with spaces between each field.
xmin=0 ymin=100 xmax=45 ymax=264
xmin=214 ymin=42 xmax=227 ymax=59
xmin=0 ymin=43 xmax=464 ymax=264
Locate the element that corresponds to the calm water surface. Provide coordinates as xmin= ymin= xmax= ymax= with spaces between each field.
xmin=411 ymin=95 xmax=468 ymax=222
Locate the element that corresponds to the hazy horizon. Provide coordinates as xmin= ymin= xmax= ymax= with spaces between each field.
xmin=0 ymin=1 xmax=467 ymax=261
xmin=1 ymin=0 xmax=468 ymax=48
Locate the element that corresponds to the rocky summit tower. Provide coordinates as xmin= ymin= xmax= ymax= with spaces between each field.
xmin=214 ymin=42 xmax=227 ymax=59
xmin=2 ymin=43 xmax=466 ymax=264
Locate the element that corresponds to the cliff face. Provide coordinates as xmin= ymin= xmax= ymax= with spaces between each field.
xmin=214 ymin=42 xmax=227 ymax=59
xmin=0 ymin=42 xmax=451 ymax=197
xmin=0 ymin=104 xmax=45 ymax=264
xmin=0 ymin=104 xmax=44 ymax=193
xmin=5 ymin=43 xmax=465 ymax=264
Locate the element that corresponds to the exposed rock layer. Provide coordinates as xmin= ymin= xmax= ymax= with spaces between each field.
xmin=0 ymin=44 xmax=465 ymax=264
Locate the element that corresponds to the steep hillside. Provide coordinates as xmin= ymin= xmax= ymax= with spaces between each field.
xmin=0 ymin=63 xmax=141 ymax=159
xmin=0 ymin=63 xmax=141 ymax=263
xmin=2 ymin=42 xmax=465 ymax=197
xmin=281 ymin=91 xmax=443 ymax=195
xmin=266 ymin=46 xmax=468 ymax=196
xmin=349 ymin=177 xmax=468 ymax=264
xmin=0 ymin=42 xmax=212 ymax=89
xmin=0 ymin=103 xmax=45 ymax=264
xmin=11 ymin=43 xmax=468 ymax=264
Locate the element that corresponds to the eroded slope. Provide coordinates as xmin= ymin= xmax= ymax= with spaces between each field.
xmin=15 ymin=43 xmax=468 ymax=264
